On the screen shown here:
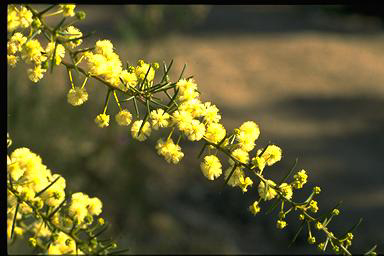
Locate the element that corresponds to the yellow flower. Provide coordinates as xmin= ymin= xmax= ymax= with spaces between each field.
xmin=7 ymin=55 xmax=19 ymax=67
xmin=172 ymin=110 xmax=193 ymax=133
xmin=204 ymin=122 xmax=226 ymax=144
xmin=95 ymin=39 xmax=114 ymax=58
xmin=230 ymin=148 xmax=249 ymax=164
xmin=28 ymin=65 xmax=47 ymax=83
xmin=279 ymin=183 xmax=293 ymax=200
xmin=293 ymin=169 xmax=308 ymax=189
xmin=120 ymin=69 xmax=138 ymax=88
xmin=308 ymin=200 xmax=319 ymax=213
xmin=135 ymin=60 xmax=155 ymax=83
xmin=276 ymin=220 xmax=287 ymax=229
xmin=21 ymin=39 xmax=47 ymax=64
xmin=87 ymin=197 xmax=102 ymax=216
xmin=64 ymin=26 xmax=83 ymax=48
xmin=224 ymin=165 xmax=244 ymax=187
xmin=249 ymin=201 xmax=261 ymax=215
xmin=258 ymin=179 xmax=277 ymax=201
xmin=94 ymin=113 xmax=110 ymax=128
xmin=156 ymin=138 xmax=184 ymax=164
xmin=150 ymin=108 xmax=170 ymax=130
xmin=60 ymin=4 xmax=76 ymax=17
xmin=179 ymin=99 xmax=205 ymax=118
xmin=202 ymin=102 xmax=221 ymax=124
xmin=236 ymin=121 xmax=260 ymax=152
xmin=67 ymin=87 xmax=88 ymax=106
xmin=238 ymin=176 xmax=253 ymax=193
xmin=115 ymin=109 xmax=132 ymax=126
xmin=252 ymin=156 xmax=266 ymax=171
xmin=186 ymin=119 xmax=206 ymax=141
xmin=257 ymin=145 xmax=282 ymax=166
xmin=131 ymin=120 xmax=151 ymax=141
xmin=200 ymin=155 xmax=222 ymax=180
xmin=45 ymin=42 xmax=65 ymax=65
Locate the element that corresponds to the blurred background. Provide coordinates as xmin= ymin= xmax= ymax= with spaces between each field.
xmin=8 ymin=5 xmax=384 ymax=254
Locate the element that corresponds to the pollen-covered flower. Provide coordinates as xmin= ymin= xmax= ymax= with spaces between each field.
xmin=67 ymin=87 xmax=88 ymax=106
xmin=236 ymin=121 xmax=260 ymax=152
xmin=60 ymin=4 xmax=76 ymax=17
xmin=28 ymin=65 xmax=47 ymax=83
xmin=202 ymin=102 xmax=221 ymax=124
xmin=230 ymin=148 xmax=249 ymax=164
xmin=204 ymin=122 xmax=226 ymax=144
xmin=252 ymin=156 xmax=266 ymax=172
xmin=115 ymin=109 xmax=132 ymax=126
xmin=8 ymin=32 xmax=27 ymax=54
xmin=257 ymin=145 xmax=282 ymax=166
xmin=172 ymin=110 xmax=193 ymax=133
xmin=95 ymin=113 xmax=110 ymax=128
xmin=87 ymin=197 xmax=102 ymax=216
xmin=120 ymin=69 xmax=138 ymax=88
xmin=7 ymin=55 xmax=19 ymax=67
xmin=186 ymin=119 xmax=206 ymax=141
xmin=179 ymin=99 xmax=205 ymax=118
xmin=249 ymin=201 xmax=261 ymax=215
xmin=95 ymin=40 xmax=114 ymax=58
xmin=8 ymin=6 xmax=33 ymax=31
xmin=21 ymin=39 xmax=47 ymax=64
xmin=308 ymin=200 xmax=319 ymax=213
xmin=135 ymin=60 xmax=155 ymax=83
xmin=176 ymin=78 xmax=199 ymax=102
xmin=131 ymin=120 xmax=151 ymax=141
xmin=258 ymin=179 xmax=277 ymax=201
xmin=150 ymin=108 xmax=170 ymax=130
xmin=45 ymin=42 xmax=65 ymax=65
xmin=200 ymin=155 xmax=222 ymax=180
xmin=156 ymin=138 xmax=184 ymax=164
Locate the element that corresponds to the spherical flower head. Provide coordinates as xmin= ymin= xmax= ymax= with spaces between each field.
xmin=236 ymin=121 xmax=260 ymax=151
xmin=8 ymin=161 xmax=24 ymax=181
xmin=202 ymin=102 xmax=221 ymax=124
xmin=67 ymin=87 xmax=88 ymax=106
xmin=94 ymin=113 xmax=110 ymax=128
xmin=276 ymin=220 xmax=287 ymax=229
xmin=186 ymin=119 xmax=206 ymax=141
xmin=87 ymin=197 xmax=103 ymax=216
xmin=85 ymin=53 xmax=108 ymax=76
xmin=95 ymin=40 xmax=114 ymax=58
xmin=249 ymin=201 xmax=261 ymax=215
xmin=258 ymin=179 xmax=277 ymax=201
xmin=8 ymin=6 xmax=20 ymax=32
xmin=28 ymin=65 xmax=47 ymax=83
xmin=120 ymin=69 xmax=138 ymax=88
xmin=131 ymin=120 xmax=151 ymax=141
xmin=176 ymin=78 xmax=199 ymax=102
xmin=252 ymin=156 xmax=266 ymax=171
xmin=179 ymin=99 xmax=205 ymax=118
xmin=313 ymin=186 xmax=321 ymax=194
xmin=22 ymin=39 xmax=47 ymax=64
xmin=135 ymin=61 xmax=155 ymax=83
xmin=115 ymin=109 xmax=132 ymax=126
xmin=150 ymin=108 xmax=170 ymax=130
xmin=224 ymin=165 xmax=245 ymax=187
xmin=8 ymin=32 xmax=27 ymax=53
xmin=60 ymin=4 xmax=76 ymax=17
xmin=156 ymin=138 xmax=184 ymax=164
xmin=45 ymin=42 xmax=66 ymax=65
xmin=279 ymin=183 xmax=293 ymax=200
xmin=308 ymin=236 xmax=316 ymax=244
xmin=204 ymin=122 xmax=226 ymax=144
xmin=64 ymin=26 xmax=83 ymax=48
xmin=172 ymin=110 xmax=193 ymax=132
xmin=7 ymin=55 xmax=19 ymax=67
xmin=257 ymin=144 xmax=282 ymax=166
xmin=200 ymin=155 xmax=222 ymax=180
xmin=230 ymin=148 xmax=249 ymax=164
xmin=18 ymin=6 xmax=33 ymax=29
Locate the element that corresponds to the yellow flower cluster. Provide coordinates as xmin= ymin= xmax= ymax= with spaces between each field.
xmin=7 ymin=147 xmax=106 ymax=254
xmin=200 ymin=155 xmax=222 ymax=180
xmin=156 ymin=138 xmax=184 ymax=164
xmin=8 ymin=5 xmax=33 ymax=32
xmin=59 ymin=4 xmax=76 ymax=17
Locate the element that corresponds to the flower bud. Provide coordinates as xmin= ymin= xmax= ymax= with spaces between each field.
xmin=76 ymin=11 xmax=86 ymax=20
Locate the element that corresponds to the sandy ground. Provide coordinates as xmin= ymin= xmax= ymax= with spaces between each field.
xmin=8 ymin=5 xmax=384 ymax=254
